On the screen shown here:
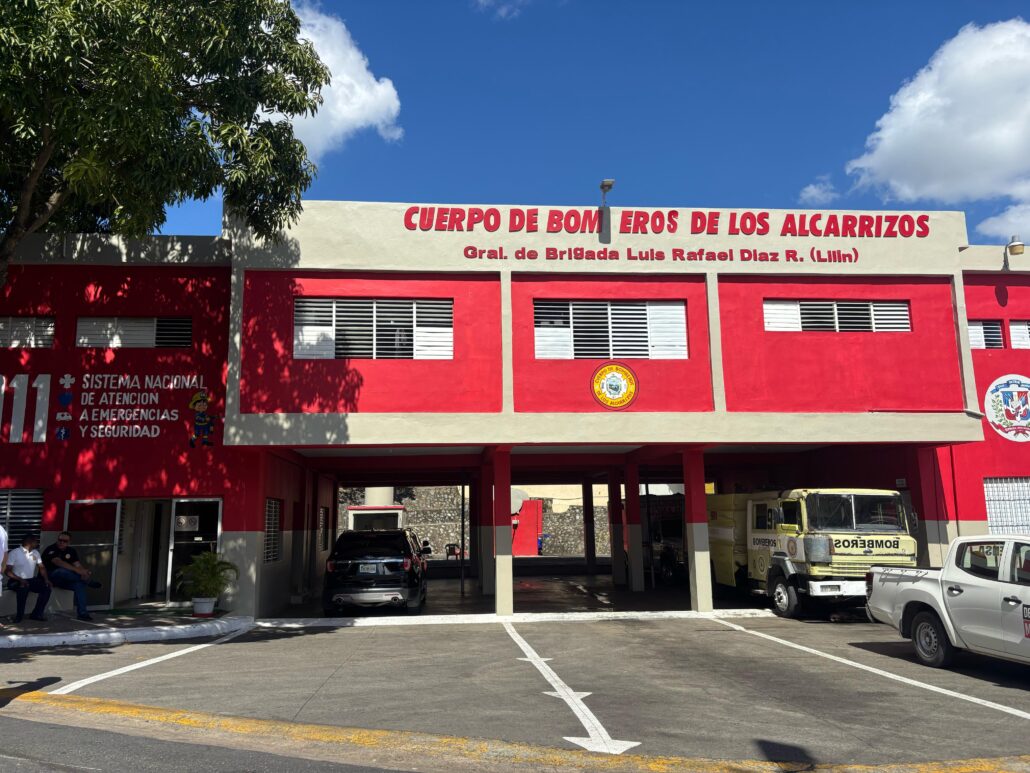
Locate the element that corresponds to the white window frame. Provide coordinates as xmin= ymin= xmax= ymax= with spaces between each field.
xmin=532 ymin=299 xmax=687 ymax=360
xmin=76 ymin=317 xmax=192 ymax=348
xmin=968 ymin=320 xmax=1004 ymax=350
xmin=0 ymin=317 xmax=55 ymax=348
xmin=763 ymin=300 xmax=911 ymax=333
xmin=293 ymin=298 xmax=454 ymax=361
xmin=1009 ymin=321 xmax=1030 ymax=350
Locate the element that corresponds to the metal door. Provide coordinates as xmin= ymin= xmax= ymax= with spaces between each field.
xmin=63 ymin=499 xmax=121 ymax=610
xmin=167 ymin=499 xmax=222 ymax=602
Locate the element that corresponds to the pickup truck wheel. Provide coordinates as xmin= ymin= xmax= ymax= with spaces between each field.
xmin=770 ymin=576 xmax=801 ymax=619
xmin=911 ymin=611 xmax=955 ymax=668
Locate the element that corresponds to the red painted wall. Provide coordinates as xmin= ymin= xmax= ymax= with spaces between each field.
xmin=511 ymin=275 xmax=713 ymax=412
xmin=720 ymin=277 xmax=965 ymax=412
xmin=946 ymin=274 xmax=1030 ymax=523
xmin=0 ymin=264 xmax=278 ymax=532
xmin=240 ymin=271 xmax=502 ymax=414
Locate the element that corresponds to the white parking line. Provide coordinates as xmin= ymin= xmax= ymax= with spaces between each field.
xmin=51 ymin=627 xmax=252 ymax=695
xmin=713 ymin=618 xmax=1030 ymax=722
xmin=503 ymin=621 xmax=640 ymax=755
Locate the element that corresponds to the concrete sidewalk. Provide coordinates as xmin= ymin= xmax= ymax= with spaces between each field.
xmin=0 ymin=609 xmax=253 ymax=649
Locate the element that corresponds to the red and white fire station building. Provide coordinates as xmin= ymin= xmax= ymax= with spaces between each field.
xmin=1 ymin=200 xmax=1028 ymax=617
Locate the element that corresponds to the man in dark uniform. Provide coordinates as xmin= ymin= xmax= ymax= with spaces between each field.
xmin=42 ymin=532 xmax=100 ymax=621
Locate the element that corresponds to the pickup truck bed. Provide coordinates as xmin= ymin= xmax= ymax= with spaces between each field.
xmin=866 ymin=535 xmax=1030 ymax=668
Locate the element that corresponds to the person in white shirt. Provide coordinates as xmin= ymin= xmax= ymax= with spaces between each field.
xmin=4 ymin=534 xmax=51 ymax=623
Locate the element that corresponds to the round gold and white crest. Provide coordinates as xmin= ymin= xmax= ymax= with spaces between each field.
xmin=591 ymin=363 xmax=638 ymax=410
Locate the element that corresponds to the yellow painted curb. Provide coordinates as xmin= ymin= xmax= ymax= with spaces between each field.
xmin=11 ymin=692 xmax=1030 ymax=773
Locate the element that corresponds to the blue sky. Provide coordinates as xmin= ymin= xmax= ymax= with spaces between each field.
xmin=162 ymin=2 xmax=1030 ymax=244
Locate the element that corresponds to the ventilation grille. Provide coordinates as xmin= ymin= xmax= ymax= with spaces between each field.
xmin=763 ymin=300 xmax=911 ymax=332
xmin=532 ymin=300 xmax=687 ymax=360
xmin=294 ymin=298 xmax=453 ymax=360
xmin=76 ymin=317 xmax=192 ymax=348
xmin=0 ymin=317 xmax=55 ymax=348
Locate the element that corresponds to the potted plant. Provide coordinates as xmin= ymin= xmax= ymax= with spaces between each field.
xmin=176 ymin=552 xmax=239 ymax=617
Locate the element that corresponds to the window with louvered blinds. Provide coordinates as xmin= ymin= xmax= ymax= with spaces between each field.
xmin=293 ymin=298 xmax=453 ymax=360
xmin=76 ymin=317 xmax=192 ymax=347
xmin=1009 ymin=321 xmax=1030 ymax=350
xmin=0 ymin=489 xmax=44 ymax=544
xmin=0 ymin=317 xmax=55 ymax=348
xmin=763 ymin=300 xmax=911 ymax=332
xmin=967 ymin=320 xmax=1004 ymax=349
xmin=532 ymin=300 xmax=687 ymax=360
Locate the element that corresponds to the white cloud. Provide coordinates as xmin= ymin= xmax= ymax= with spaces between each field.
xmin=977 ymin=203 xmax=1030 ymax=240
xmin=799 ymin=175 xmax=840 ymax=206
xmin=474 ymin=0 xmax=532 ymax=20
xmin=845 ymin=19 xmax=1030 ymax=239
xmin=291 ymin=3 xmax=402 ymax=161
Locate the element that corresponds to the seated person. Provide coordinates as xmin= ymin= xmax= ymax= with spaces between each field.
xmin=42 ymin=532 xmax=101 ymax=621
xmin=4 ymin=534 xmax=51 ymax=623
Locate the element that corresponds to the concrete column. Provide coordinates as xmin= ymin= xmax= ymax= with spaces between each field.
xmin=468 ymin=474 xmax=480 ymax=578
xmin=608 ymin=470 xmax=627 ymax=586
xmin=623 ymin=463 xmax=645 ymax=592
xmin=914 ymin=445 xmax=958 ymax=568
xmin=582 ymin=482 xmax=596 ymax=575
xmin=682 ymin=448 xmax=713 ymax=613
xmin=492 ymin=449 xmax=514 ymax=616
xmin=477 ymin=463 xmax=495 ymax=595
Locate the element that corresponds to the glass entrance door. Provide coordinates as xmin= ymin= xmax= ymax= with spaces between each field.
xmin=63 ymin=499 xmax=121 ymax=610
xmin=167 ymin=499 xmax=222 ymax=602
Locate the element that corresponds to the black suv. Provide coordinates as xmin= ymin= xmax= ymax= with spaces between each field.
xmin=323 ymin=529 xmax=429 ymax=615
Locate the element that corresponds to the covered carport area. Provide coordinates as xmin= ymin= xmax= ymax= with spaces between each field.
xmin=297 ymin=444 xmax=719 ymax=616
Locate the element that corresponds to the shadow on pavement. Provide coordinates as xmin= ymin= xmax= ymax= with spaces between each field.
xmin=0 ymin=677 xmax=61 ymax=708
xmin=849 ymin=640 xmax=1030 ymax=685
xmin=754 ymin=738 xmax=819 ymax=770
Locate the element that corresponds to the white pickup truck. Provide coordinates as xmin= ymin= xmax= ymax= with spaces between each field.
xmin=866 ymin=535 xmax=1030 ymax=668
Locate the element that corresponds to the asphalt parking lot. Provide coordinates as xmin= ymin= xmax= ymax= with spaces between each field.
xmin=3 ymin=608 xmax=1030 ymax=770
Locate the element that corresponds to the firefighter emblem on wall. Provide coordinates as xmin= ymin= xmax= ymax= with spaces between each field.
xmin=986 ymin=374 xmax=1030 ymax=442
xmin=592 ymin=363 xmax=638 ymax=410
xmin=189 ymin=390 xmax=216 ymax=447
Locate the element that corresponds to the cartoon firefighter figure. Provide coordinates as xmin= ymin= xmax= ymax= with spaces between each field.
xmin=188 ymin=390 xmax=216 ymax=447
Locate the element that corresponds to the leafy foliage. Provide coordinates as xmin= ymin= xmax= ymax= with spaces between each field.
xmin=176 ymin=551 xmax=239 ymax=599
xmin=0 ymin=0 xmax=330 ymax=274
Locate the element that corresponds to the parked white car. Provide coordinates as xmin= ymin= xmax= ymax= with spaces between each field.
xmin=866 ymin=535 xmax=1030 ymax=668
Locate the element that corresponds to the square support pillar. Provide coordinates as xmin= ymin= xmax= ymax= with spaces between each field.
xmin=491 ymin=449 xmax=514 ymax=616
xmin=682 ymin=448 xmax=713 ymax=613
xmin=478 ymin=462 xmax=495 ymax=595
xmin=623 ymin=463 xmax=645 ymax=592
xmin=582 ymin=482 xmax=596 ymax=575
xmin=608 ymin=470 xmax=627 ymax=587
xmin=914 ymin=446 xmax=958 ymax=568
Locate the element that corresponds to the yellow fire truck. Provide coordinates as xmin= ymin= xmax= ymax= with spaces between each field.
xmin=708 ymin=488 xmax=918 ymax=617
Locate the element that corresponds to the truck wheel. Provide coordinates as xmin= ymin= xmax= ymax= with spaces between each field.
xmin=911 ymin=611 xmax=955 ymax=668
xmin=770 ymin=576 xmax=801 ymax=618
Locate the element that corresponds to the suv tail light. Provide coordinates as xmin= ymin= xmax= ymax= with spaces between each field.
xmin=402 ymin=557 xmax=412 ymax=571
xmin=326 ymin=559 xmax=336 ymax=572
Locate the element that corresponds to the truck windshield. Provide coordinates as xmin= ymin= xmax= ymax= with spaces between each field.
xmin=806 ymin=494 xmax=907 ymax=533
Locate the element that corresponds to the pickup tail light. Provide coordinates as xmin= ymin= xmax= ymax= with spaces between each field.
xmin=865 ymin=571 xmax=873 ymax=599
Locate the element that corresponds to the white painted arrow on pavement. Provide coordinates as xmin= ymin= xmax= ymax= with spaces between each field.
xmin=503 ymin=621 xmax=640 ymax=755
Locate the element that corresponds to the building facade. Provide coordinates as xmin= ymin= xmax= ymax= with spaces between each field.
xmin=0 ymin=201 xmax=1026 ymax=617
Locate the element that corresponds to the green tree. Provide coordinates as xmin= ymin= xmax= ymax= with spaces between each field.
xmin=0 ymin=0 xmax=330 ymax=282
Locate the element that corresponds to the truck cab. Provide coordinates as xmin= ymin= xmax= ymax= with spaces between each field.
xmin=710 ymin=488 xmax=918 ymax=617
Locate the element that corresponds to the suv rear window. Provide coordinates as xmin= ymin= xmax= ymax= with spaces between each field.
xmin=334 ymin=533 xmax=410 ymax=558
